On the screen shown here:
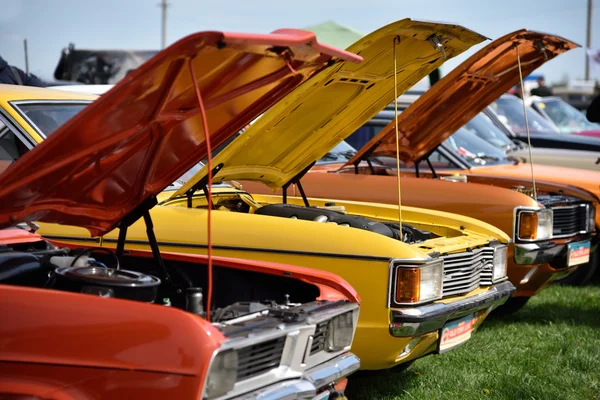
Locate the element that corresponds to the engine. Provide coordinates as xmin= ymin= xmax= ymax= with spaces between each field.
xmin=255 ymin=203 xmax=432 ymax=243
xmin=0 ymin=244 xmax=320 ymax=324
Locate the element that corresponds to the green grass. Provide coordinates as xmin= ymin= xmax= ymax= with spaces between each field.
xmin=346 ymin=283 xmax=600 ymax=400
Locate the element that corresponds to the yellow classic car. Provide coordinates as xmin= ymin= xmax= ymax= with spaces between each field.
xmin=1 ymin=19 xmax=515 ymax=370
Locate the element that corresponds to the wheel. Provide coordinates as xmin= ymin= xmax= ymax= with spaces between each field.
xmin=558 ymin=249 xmax=598 ymax=286
xmin=495 ymin=296 xmax=530 ymax=315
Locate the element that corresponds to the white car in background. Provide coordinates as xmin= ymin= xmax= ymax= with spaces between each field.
xmin=49 ymin=84 xmax=113 ymax=96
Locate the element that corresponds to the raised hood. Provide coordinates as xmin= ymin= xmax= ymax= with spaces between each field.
xmin=175 ymin=19 xmax=486 ymax=193
xmin=346 ymin=30 xmax=579 ymax=166
xmin=0 ymin=29 xmax=361 ymax=236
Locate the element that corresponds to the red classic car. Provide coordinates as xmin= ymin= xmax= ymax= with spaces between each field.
xmin=0 ymin=28 xmax=362 ymax=399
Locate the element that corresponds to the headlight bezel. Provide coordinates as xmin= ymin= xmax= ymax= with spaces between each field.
xmin=587 ymin=204 xmax=596 ymax=233
xmin=203 ymin=348 xmax=238 ymax=399
xmin=492 ymin=244 xmax=508 ymax=282
xmin=325 ymin=309 xmax=358 ymax=352
xmin=390 ymin=258 xmax=444 ymax=307
xmin=513 ymin=207 xmax=553 ymax=242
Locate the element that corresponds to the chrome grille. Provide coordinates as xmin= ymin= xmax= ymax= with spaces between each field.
xmin=310 ymin=320 xmax=329 ymax=355
xmin=442 ymin=247 xmax=494 ymax=297
xmin=551 ymin=204 xmax=589 ymax=238
xmin=237 ymin=336 xmax=285 ymax=380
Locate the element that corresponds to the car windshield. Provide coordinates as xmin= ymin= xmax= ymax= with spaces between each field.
xmin=490 ymin=96 xmax=559 ymax=134
xmin=463 ymin=111 xmax=515 ymax=152
xmin=443 ymin=127 xmax=511 ymax=166
xmin=534 ymin=98 xmax=600 ymax=133
xmin=317 ymin=140 xmax=358 ymax=164
xmin=12 ymin=102 xmax=90 ymax=136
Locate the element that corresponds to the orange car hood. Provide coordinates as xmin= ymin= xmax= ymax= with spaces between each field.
xmin=346 ymin=30 xmax=578 ymax=166
xmin=0 ymin=29 xmax=360 ymax=236
xmin=174 ymin=19 xmax=486 ymax=192
xmin=466 ymin=163 xmax=600 ymax=198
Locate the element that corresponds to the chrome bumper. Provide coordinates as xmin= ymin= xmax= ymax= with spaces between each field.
xmin=514 ymin=241 xmax=565 ymax=265
xmin=389 ymin=281 xmax=515 ymax=337
xmin=235 ymin=353 xmax=360 ymax=400
xmin=514 ymin=233 xmax=596 ymax=266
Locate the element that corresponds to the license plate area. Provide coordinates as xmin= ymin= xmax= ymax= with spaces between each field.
xmin=439 ymin=314 xmax=477 ymax=353
xmin=567 ymin=241 xmax=590 ymax=267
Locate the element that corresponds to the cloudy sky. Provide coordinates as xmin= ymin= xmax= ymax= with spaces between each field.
xmin=1 ymin=0 xmax=598 ymax=84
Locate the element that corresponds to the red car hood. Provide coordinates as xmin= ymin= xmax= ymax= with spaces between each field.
xmin=346 ymin=29 xmax=578 ymax=166
xmin=0 ymin=29 xmax=360 ymax=236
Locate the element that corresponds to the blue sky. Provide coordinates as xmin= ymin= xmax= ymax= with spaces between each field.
xmin=1 ymin=0 xmax=598 ymax=84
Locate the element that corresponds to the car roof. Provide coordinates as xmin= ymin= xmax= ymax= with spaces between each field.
xmin=0 ymin=84 xmax=98 ymax=103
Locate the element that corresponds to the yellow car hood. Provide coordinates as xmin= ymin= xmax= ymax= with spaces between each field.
xmin=173 ymin=19 xmax=486 ymax=196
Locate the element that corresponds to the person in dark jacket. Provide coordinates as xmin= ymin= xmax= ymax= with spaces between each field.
xmin=530 ymin=77 xmax=553 ymax=97
xmin=0 ymin=56 xmax=46 ymax=87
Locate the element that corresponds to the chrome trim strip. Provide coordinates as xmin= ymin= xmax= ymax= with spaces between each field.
xmin=0 ymin=108 xmax=37 ymax=149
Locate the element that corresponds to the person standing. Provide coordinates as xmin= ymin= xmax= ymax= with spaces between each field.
xmin=0 ymin=55 xmax=46 ymax=87
xmin=530 ymin=77 xmax=553 ymax=97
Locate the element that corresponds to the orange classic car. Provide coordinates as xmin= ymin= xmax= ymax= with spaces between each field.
xmin=0 ymin=29 xmax=362 ymax=399
xmin=240 ymin=30 xmax=597 ymax=311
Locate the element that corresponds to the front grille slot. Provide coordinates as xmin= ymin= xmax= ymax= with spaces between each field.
xmin=442 ymin=247 xmax=494 ymax=297
xmin=310 ymin=321 xmax=329 ymax=355
xmin=551 ymin=205 xmax=589 ymax=237
xmin=237 ymin=336 xmax=285 ymax=380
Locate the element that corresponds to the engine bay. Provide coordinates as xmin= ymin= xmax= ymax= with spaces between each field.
xmin=0 ymin=237 xmax=327 ymax=326
xmin=183 ymin=191 xmax=435 ymax=244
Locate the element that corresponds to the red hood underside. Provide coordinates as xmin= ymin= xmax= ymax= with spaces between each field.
xmin=0 ymin=29 xmax=360 ymax=236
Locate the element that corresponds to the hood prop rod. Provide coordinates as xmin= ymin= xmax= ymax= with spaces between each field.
xmin=184 ymin=163 xmax=224 ymax=208
xmin=425 ymin=157 xmax=438 ymax=179
xmin=114 ymin=196 xmax=173 ymax=286
xmin=392 ymin=35 xmax=403 ymax=234
xmin=351 ymin=140 xmax=381 ymax=175
xmin=281 ymin=161 xmax=316 ymax=206
xmin=515 ymin=43 xmax=537 ymax=201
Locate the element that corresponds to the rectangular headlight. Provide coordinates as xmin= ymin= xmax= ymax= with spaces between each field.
xmin=204 ymin=349 xmax=238 ymax=399
xmin=325 ymin=310 xmax=356 ymax=352
xmin=492 ymin=245 xmax=508 ymax=282
xmin=517 ymin=208 xmax=553 ymax=241
xmin=395 ymin=260 xmax=443 ymax=304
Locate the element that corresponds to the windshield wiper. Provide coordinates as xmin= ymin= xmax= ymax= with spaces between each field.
xmin=338 ymin=150 xmax=357 ymax=159
xmin=321 ymin=152 xmax=340 ymax=161
xmin=472 ymin=152 xmax=500 ymax=162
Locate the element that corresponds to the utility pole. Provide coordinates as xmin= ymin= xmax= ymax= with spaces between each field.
xmin=585 ymin=0 xmax=593 ymax=80
xmin=23 ymin=39 xmax=29 ymax=74
xmin=160 ymin=0 xmax=168 ymax=49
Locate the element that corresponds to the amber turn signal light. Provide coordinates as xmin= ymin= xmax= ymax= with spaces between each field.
xmin=518 ymin=212 xmax=538 ymax=240
xmin=395 ymin=267 xmax=420 ymax=303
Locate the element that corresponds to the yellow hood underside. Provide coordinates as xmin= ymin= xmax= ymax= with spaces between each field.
xmin=173 ymin=19 xmax=486 ymax=198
